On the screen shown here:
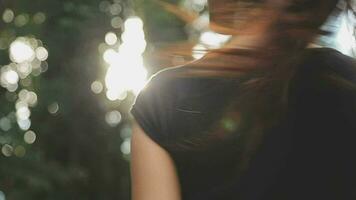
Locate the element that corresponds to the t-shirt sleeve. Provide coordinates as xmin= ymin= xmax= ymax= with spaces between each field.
xmin=130 ymin=72 xmax=174 ymax=147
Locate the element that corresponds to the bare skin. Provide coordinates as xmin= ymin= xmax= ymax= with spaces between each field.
xmin=130 ymin=122 xmax=182 ymax=200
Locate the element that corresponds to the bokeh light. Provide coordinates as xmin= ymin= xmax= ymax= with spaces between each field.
xmin=2 ymin=9 xmax=14 ymax=23
xmin=33 ymin=12 xmax=46 ymax=24
xmin=14 ymin=14 xmax=29 ymax=27
xmin=192 ymin=44 xmax=207 ymax=59
xmin=24 ymin=130 xmax=36 ymax=144
xmin=120 ymin=126 xmax=131 ymax=139
xmin=10 ymin=38 xmax=35 ymax=63
xmin=17 ymin=118 xmax=31 ymax=131
xmin=105 ymin=110 xmax=122 ymax=127
xmin=91 ymin=81 xmax=104 ymax=94
xmin=3 ymin=70 xmax=19 ymax=84
xmin=14 ymin=145 xmax=26 ymax=157
xmin=99 ymin=1 xmax=111 ymax=12
xmin=110 ymin=3 xmax=122 ymax=15
xmin=111 ymin=16 xmax=123 ymax=29
xmin=199 ymin=31 xmax=231 ymax=48
xmin=105 ymin=32 xmax=118 ymax=45
xmin=16 ymin=106 xmax=31 ymax=120
xmin=120 ymin=138 xmax=131 ymax=155
xmin=35 ymin=46 xmax=49 ymax=61
xmin=48 ymin=102 xmax=59 ymax=115
xmin=192 ymin=31 xmax=231 ymax=59
xmin=103 ymin=16 xmax=148 ymax=101
xmin=1 ymin=144 xmax=13 ymax=157
xmin=0 ymin=117 xmax=12 ymax=131
xmin=0 ymin=36 xmax=48 ymax=139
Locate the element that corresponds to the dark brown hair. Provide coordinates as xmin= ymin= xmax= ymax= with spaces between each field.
xmin=154 ymin=0 xmax=355 ymax=169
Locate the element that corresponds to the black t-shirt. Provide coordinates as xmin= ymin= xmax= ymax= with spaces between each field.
xmin=130 ymin=48 xmax=356 ymax=200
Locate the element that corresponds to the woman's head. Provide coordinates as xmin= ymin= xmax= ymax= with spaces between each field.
xmin=151 ymin=0 xmax=355 ymax=168
xmin=186 ymin=0 xmax=353 ymax=168
xmin=152 ymin=0 xmax=354 ymax=70
xmin=208 ymin=0 xmax=342 ymax=47
xmin=208 ymin=0 xmax=341 ymax=31
xmin=180 ymin=0 xmax=356 ymax=77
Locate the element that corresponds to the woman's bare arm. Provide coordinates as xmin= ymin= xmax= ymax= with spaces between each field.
xmin=130 ymin=122 xmax=181 ymax=200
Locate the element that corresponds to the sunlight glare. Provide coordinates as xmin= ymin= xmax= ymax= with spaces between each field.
xmin=104 ymin=16 xmax=148 ymax=101
xmin=200 ymin=31 xmax=231 ymax=48
xmin=335 ymin=13 xmax=356 ymax=57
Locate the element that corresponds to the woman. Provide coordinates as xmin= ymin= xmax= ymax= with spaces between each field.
xmin=131 ymin=0 xmax=356 ymax=199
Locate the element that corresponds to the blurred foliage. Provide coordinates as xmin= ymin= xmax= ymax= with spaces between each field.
xmin=0 ymin=0 xmax=153 ymax=199
xmin=0 ymin=0 xmax=192 ymax=198
xmin=133 ymin=0 xmax=187 ymax=43
xmin=133 ymin=0 xmax=195 ymax=71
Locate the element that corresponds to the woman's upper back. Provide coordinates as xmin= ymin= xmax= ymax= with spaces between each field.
xmin=131 ymin=48 xmax=356 ymax=200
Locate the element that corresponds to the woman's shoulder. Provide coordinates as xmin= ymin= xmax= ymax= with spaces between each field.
xmin=145 ymin=64 xmax=233 ymax=96
xmin=296 ymin=48 xmax=356 ymax=87
xmin=146 ymin=48 xmax=356 ymax=93
xmin=303 ymin=48 xmax=355 ymax=72
xmin=131 ymin=65 xmax=236 ymax=149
